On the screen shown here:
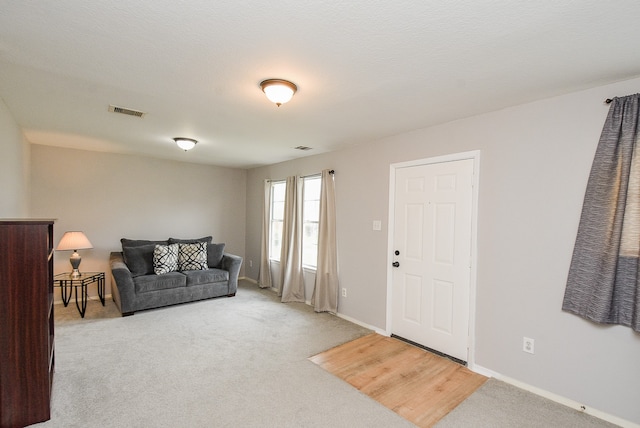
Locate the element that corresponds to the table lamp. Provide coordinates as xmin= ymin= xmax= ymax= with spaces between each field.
xmin=56 ymin=231 xmax=93 ymax=278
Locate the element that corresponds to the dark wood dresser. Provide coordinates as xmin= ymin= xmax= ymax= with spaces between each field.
xmin=0 ymin=220 xmax=55 ymax=427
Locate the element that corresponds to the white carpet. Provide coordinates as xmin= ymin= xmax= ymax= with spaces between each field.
xmin=31 ymin=281 xmax=618 ymax=427
xmin=32 ymin=281 xmax=414 ymax=428
xmin=436 ymin=378 xmax=619 ymax=428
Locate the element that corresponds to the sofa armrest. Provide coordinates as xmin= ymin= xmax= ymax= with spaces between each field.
xmin=220 ymin=253 xmax=242 ymax=295
xmin=109 ymin=251 xmax=136 ymax=314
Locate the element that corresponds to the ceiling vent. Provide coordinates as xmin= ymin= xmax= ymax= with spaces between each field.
xmin=294 ymin=146 xmax=313 ymax=151
xmin=108 ymin=104 xmax=146 ymax=118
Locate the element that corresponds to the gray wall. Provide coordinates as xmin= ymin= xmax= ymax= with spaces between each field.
xmin=30 ymin=145 xmax=247 ymax=299
xmin=0 ymin=98 xmax=30 ymax=217
xmin=245 ymin=77 xmax=640 ymax=424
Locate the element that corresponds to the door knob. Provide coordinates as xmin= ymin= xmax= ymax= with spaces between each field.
xmin=392 ymin=261 xmax=400 ymax=267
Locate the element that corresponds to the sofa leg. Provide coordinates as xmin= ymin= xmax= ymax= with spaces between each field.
xmin=227 ymin=293 xmax=236 ymax=297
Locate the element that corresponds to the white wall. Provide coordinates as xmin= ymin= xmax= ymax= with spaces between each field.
xmin=245 ymin=77 xmax=640 ymax=424
xmin=30 ymin=145 xmax=247 ymax=300
xmin=0 ymin=98 xmax=30 ymax=217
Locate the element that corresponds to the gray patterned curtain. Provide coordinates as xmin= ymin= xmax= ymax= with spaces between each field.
xmin=563 ymin=94 xmax=640 ymax=332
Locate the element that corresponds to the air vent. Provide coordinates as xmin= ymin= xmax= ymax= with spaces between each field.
xmin=108 ymin=104 xmax=146 ymax=118
xmin=294 ymin=146 xmax=313 ymax=151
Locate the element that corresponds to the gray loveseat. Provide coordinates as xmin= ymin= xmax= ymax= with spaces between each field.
xmin=109 ymin=236 xmax=242 ymax=316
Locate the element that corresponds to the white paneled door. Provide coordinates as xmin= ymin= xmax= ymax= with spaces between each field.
xmin=391 ymin=158 xmax=474 ymax=362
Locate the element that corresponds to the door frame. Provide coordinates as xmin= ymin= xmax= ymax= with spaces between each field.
xmin=386 ymin=150 xmax=480 ymax=366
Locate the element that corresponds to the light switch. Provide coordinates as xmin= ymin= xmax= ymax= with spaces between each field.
xmin=373 ymin=220 xmax=382 ymax=231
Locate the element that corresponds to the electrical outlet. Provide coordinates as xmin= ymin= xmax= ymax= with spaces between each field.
xmin=249 ymin=260 xmax=253 ymax=268
xmin=523 ymin=337 xmax=535 ymax=354
xmin=341 ymin=288 xmax=347 ymax=298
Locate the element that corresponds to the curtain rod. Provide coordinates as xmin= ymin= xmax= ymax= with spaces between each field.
xmin=267 ymin=170 xmax=334 ymax=182
xmin=605 ymin=98 xmax=613 ymax=104
xmin=299 ymin=170 xmax=335 ymax=179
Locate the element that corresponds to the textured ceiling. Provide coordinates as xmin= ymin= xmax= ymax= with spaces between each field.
xmin=1 ymin=1 xmax=639 ymax=168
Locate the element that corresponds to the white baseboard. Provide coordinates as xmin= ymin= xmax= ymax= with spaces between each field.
xmin=54 ymin=294 xmax=112 ymax=306
xmin=470 ymin=364 xmax=639 ymax=428
xmin=57 ymin=275 xmax=259 ymax=306
xmin=295 ymin=297 xmax=385 ymax=335
xmin=334 ymin=312 xmax=387 ymax=336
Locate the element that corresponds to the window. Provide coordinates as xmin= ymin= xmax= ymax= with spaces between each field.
xmin=269 ymin=181 xmax=286 ymax=261
xmin=302 ymin=176 xmax=321 ymax=268
xmin=268 ymin=176 xmax=322 ymax=269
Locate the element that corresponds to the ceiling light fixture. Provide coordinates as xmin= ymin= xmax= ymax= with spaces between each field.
xmin=173 ymin=137 xmax=197 ymax=151
xmin=260 ymin=79 xmax=297 ymax=107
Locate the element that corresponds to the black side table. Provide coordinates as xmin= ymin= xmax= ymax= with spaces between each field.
xmin=54 ymin=272 xmax=105 ymax=318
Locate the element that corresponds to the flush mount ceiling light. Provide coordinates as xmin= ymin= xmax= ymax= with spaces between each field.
xmin=260 ymin=79 xmax=297 ymax=107
xmin=174 ymin=137 xmax=197 ymax=151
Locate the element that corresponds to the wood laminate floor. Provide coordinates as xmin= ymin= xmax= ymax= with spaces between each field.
xmin=309 ymin=333 xmax=487 ymax=427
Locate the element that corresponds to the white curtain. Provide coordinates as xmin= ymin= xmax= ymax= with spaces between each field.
xmin=279 ymin=176 xmax=305 ymax=302
xmin=312 ymin=169 xmax=339 ymax=313
xmin=258 ymin=179 xmax=273 ymax=289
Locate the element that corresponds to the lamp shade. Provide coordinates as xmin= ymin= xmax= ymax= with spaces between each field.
xmin=260 ymin=79 xmax=297 ymax=106
xmin=56 ymin=231 xmax=93 ymax=251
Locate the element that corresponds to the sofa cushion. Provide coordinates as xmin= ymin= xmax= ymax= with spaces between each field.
xmin=134 ymin=272 xmax=187 ymax=293
xmin=153 ymin=244 xmax=179 ymax=275
xmin=178 ymin=242 xmax=208 ymax=271
xmin=121 ymin=238 xmax=168 ymax=248
xmin=168 ymin=236 xmax=213 ymax=245
xmin=183 ymin=268 xmax=229 ymax=286
xmin=207 ymin=243 xmax=225 ymax=268
xmin=122 ymin=244 xmax=156 ymax=277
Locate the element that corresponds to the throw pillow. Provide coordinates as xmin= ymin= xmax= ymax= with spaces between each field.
xmin=121 ymin=238 xmax=169 ymax=248
xmin=168 ymin=236 xmax=213 ymax=245
xmin=178 ymin=242 xmax=208 ymax=271
xmin=207 ymin=243 xmax=225 ymax=268
xmin=121 ymin=239 xmax=168 ymax=264
xmin=153 ymin=244 xmax=179 ymax=275
xmin=122 ymin=244 xmax=156 ymax=277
